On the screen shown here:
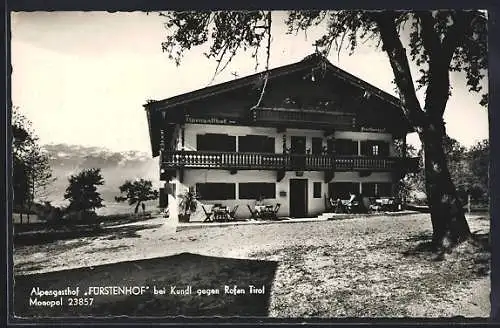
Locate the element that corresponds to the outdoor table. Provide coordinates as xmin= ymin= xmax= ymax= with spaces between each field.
xmin=375 ymin=198 xmax=396 ymax=211
xmin=255 ymin=205 xmax=272 ymax=213
xmin=213 ymin=206 xmax=230 ymax=222
xmin=255 ymin=205 xmax=276 ymax=220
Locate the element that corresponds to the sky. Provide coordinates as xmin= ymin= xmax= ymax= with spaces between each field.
xmin=11 ymin=11 xmax=489 ymax=154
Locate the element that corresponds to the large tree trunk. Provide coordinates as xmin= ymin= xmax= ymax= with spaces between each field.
xmin=134 ymin=202 xmax=141 ymax=214
xmin=373 ymin=11 xmax=472 ymax=251
xmin=420 ymin=119 xmax=471 ymax=249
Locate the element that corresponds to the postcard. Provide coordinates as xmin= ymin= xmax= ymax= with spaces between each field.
xmin=9 ymin=9 xmax=491 ymax=321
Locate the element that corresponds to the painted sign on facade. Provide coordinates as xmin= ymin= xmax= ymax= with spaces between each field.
xmin=185 ymin=116 xmax=238 ymax=125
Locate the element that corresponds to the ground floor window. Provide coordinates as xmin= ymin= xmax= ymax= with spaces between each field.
xmin=196 ymin=183 xmax=236 ymax=200
xmin=239 ymin=182 xmax=276 ymax=200
xmin=362 ymin=183 xmax=377 ymax=197
xmin=313 ymin=182 xmax=322 ymax=198
xmin=361 ymin=182 xmax=393 ymax=197
xmin=328 ymin=182 xmax=359 ymax=199
xmin=377 ymin=183 xmax=393 ymax=197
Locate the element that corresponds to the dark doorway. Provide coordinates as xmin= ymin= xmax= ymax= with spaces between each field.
xmin=290 ymin=136 xmax=306 ymax=169
xmin=290 ymin=179 xmax=308 ymax=218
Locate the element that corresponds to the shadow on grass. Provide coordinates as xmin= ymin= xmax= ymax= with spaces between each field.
xmin=402 ymin=231 xmax=491 ymax=276
xmin=13 ymin=252 xmax=278 ymax=318
xmin=14 ymin=223 xmax=164 ymax=246
xmin=85 ymin=245 xmax=131 ymax=254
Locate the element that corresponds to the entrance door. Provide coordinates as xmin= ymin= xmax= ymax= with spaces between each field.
xmin=290 ymin=179 xmax=308 ymax=218
xmin=290 ymin=136 xmax=306 ymax=169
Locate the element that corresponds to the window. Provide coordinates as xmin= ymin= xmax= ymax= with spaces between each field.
xmin=196 ymin=134 xmax=236 ymax=152
xmin=362 ymin=183 xmax=377 ymax=197
xmin=379 ymin=142 xmax=390 ymax=156
xmin=335 ymin=139 xmax=358 ymax=155
xmin=312 ymin=138 xmax=323 ymax=155
xmin=360 ymin=140 xmax=390 ymax=156
xmin=328 ymin=182 xmax=359 ymax=199
xmin=239 ymin=183 xmax=276 ymax=199
xmin=377 ymin=183 xmax=393 ymax=197
xmin=313 ymin=182 xmax=322 ymax=198
xmin=196 ymin=183 xmax=236 ymax=200
xmin=238 ymin=135 xmax=275 ymax=153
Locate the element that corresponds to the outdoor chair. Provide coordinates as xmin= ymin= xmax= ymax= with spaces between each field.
xmin=272 ymin=203 xmax=281 ymax=220
xmin=201 ymin=205 xmax=213 ymax=222
xmin=247 ymin=204 xmax=258 ymax=220
xmin=229 ymin=205 xmax=239 ymax=220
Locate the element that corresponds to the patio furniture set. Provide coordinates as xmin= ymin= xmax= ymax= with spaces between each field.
xmin=329 ymin=197 xmax=402 ymax=214
xmin=201 ymin=203 xmax=281 ymax=222
xmin=247 ymin=203 xmax=281 ymax=221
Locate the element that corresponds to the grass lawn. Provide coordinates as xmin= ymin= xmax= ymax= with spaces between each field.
xmin=13 ymin=213 xmax=490 ymax=318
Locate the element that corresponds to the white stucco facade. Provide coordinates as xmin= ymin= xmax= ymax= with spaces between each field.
xmin=164 ymin=123 xmax=398 ymax=219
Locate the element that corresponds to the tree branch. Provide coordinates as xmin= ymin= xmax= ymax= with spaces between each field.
xmin=371 ymin=11 xmax=426 ymax=131
xmin=251 ymin=11 xmax=272 ymax=109
xmin=423 ymin=11 xmax=468 ymax=118
xmin=416 ymin=11 xmax=441 ymax=61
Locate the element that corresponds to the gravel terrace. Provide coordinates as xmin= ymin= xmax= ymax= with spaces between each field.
xmin=13 ymin=213 xmax=490 ymax=318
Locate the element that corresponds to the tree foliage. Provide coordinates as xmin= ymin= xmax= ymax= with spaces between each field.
xmin=160 ymin=11 xmax=273 ymax=76
xmin=393 ymin=140 xmax=424 ymax=203
xmin=396 ymin=137 xmax=489 ymax=206
xmin=12 ymin=107 xmax=55 ymax=211
xmin=64 ymin=168 xmax=105 ymax=212
xmin=115 ymin=179 xmax=159 ymax=214
xmin=159 ymin=10 xmax=487 ymax=108
xmin=468 ymin=139 xmax=489 ymax=198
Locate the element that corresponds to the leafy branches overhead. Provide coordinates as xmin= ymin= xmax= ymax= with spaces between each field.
xmin=160 ymin=11 xmax=273 ymax=78
xmin=287 ymin=10 xmax=487 ymax=108
xmin=159 ymin=10 xmax=487 ymax=109
xmin=12 ymin=107 xmax=55 ymax=209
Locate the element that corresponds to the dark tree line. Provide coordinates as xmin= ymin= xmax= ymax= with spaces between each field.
xmin=396 ymin=138 xmax=489 ymax=208
xmin=12 ymin=107 xmax=55 ymax=223
xmin=12 ymin=108 xmax=159 ymax=223
xmin=156 ymin=10 xmax=487 ymax=250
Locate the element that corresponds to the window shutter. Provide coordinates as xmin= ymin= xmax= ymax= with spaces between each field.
xmin=352 ymin=140 xmax=359 ymax=155
xmin=327 ymin=139 xmax=335 ymax=154
xmin=360 ymin=141 xmax=368 ymax=156
xmin=227 ymin=135 xmax=236 ymax=152
xmin=380 ymin=142 xmax=390 ymax=156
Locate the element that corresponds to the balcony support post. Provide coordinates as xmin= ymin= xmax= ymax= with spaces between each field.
xmin=277 ymin=169 xmax=286 ymax=182
xmin=324 ymin=170 xmax=335 ymax=183
xmin=179 ymin=168 xmax=184 ymax=183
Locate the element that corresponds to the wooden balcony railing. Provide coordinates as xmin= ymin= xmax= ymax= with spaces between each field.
xmin=251 ymin=107 xmax=357 ymax=129
xmin=162 ymin=151 xmax=419 ymax=172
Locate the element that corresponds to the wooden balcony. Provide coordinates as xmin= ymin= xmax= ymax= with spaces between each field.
xmin=162 ymin=151 xmax=419 ymax=172
xmin=251 ymin=107 xmax=357 ymax=129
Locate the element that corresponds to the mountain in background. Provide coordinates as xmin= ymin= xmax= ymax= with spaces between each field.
xmin=40 ymin=143 xmax=161 ymax=215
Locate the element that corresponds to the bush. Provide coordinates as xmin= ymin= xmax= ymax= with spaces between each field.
xmin=32 ymin=202 xmax=66 ymax=223
xmin=62 ymin=210 xmax=99 ymax=226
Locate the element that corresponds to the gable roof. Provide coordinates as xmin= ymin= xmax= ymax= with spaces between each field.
xmin=144 ymin=53 xmax=404 ymax=112
xmin=144 ymin=53 xmax=411 ymax=157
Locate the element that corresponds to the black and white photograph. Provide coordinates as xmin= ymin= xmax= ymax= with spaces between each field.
xmin=10 ymin=10 xmax=490 ymax=319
